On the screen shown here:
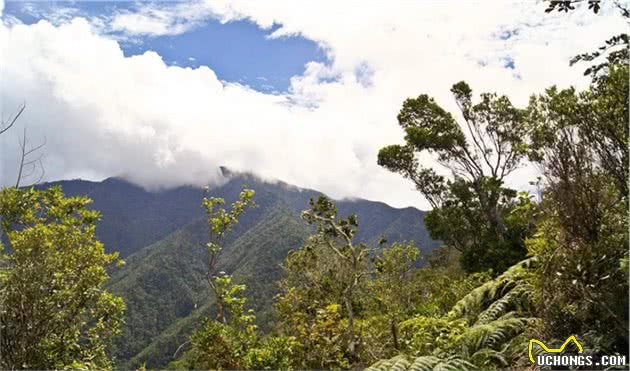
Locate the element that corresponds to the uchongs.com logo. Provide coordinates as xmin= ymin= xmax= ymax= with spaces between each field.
xmin=528 ymin=336 xmax=627 ymax=368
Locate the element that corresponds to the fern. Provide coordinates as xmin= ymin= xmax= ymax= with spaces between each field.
xmin=456 ymin=313 xmax=532 ymax=353
xmin=475 ymin=284 xmax=533 ymax=324
xmin=366 ymin=355 xmax=476 ymax=371
xmin=368 ymin=259 xmax=539 ymax=370
xmin=408 ymin=356 xmax=440 ymax=371
xmin=468 ymin=347 xmax=508 ymax=367
xmin=366 ymin=355 xmax=410 ymax=371
xmin=448 ymin=258 xmax=536 ymax=322
xmin=429 ymin=356 xmax=476 ymax=371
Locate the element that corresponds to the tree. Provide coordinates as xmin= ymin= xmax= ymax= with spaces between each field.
xmin=579 ymin=64 xmax=628 ymax=197
xmin=526 ymin=61 xmax=629 ymax=357
xmin=545 ymin=0 xmax=629 ymax=82
xmin=173 ymin=188 xmax=257 ymax=369
xmin=378 ymin=82 xmax=533 ymax=273
xmin=201 ymin=187 xmax=255 ymax=324
xmin=0 ymin=104 xmax=45 ymax=245
xmin=274 ymin=236 xmax=355 ymax=369
xmin=0 ymin=103 xmax=46 ymax=188
xmin=0 ymin=103 xmax=25 ymax=136
xmin=15 ymin=126 xmax=46 ymax=188
xmin=368 ymin=243 xmax=421 ymax=352
xmin=0 ymin=186 xmax=124 ymax=369
xmin=172 ymin=188 xmax=302 ymax=370
xmin=274 ymin=197 xmax=378 ymax=368
xmin=183 ymin=275 xmax=258 ymax=370
xmin=301 ymin=196 xmax=372 ymax=360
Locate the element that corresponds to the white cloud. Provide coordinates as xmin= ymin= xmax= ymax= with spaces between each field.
xmin=109 ymin=2 xmax=222 ymax=37
xmin=0 ymin=1 xmax=625 ymax=209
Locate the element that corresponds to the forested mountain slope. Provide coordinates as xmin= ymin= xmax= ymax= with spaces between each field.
xmin=108 ymin=199 xmax=308 ymax=368
xmin=37 ymin=171 xmax=439 ymax=368
xmin=41 ymin=171 xmax=438 ymax=258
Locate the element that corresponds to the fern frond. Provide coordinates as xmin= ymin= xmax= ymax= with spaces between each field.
xmin=476 ymin=283 xmax=533 ymax=324
xmin=367 ymin=355 xmax=476 ymax=371
xmin=457 ymin=313 xmax=532 ymax=353
xmin=366 ymin=355 xmax=410 ymax=371
xmin=469 ymin=347 xmax=509 ymax=367
xmin=370 ymin=259 xmax=541 ymax=371
xmin=408 ymin=356 xmax=441 ymax=371
xmin=432 ymin=356 xmax=477 ymax=371
xmin=448 ymin=258 xmax=536 ymax=321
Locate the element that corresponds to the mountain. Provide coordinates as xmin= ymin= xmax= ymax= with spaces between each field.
xmin=41 ymin=172 xmax=437 ymax=257
xmin=38 ymin=171 xmax=441 ymax=368
xmin=37 ymin=177 xmax=207 ymax=258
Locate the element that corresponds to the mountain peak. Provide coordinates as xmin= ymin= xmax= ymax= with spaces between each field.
xmin=219 ymin=166 xmax=233 ymax=178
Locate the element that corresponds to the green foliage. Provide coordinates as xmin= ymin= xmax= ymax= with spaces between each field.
xmin=447 ymin=258 xmax=535 ymax=322
xmin=527 ymin=65 xmax=629 ymax=199
xmin=544 ymin=0 xmax=601 ymax=14
xmin=300 ymin=196 xmax=372 ymax=361
xmin=185 ymin=312 xmax=256 ymax=370
xmin=367 ymin=354 xmax=477 ymax=371
xmin=399 ymin=316 xmax=468 ymax=357
xmin=291 ymin=303 xmax=350 ymax=370
xmin=37 ymin=175 xmax=438 ymax=367
xmin=203 ymin=188 xmax=256 ymax=246
xmin=370 ymin=242 xmax=420 ymax=320
xmin=11 ymin=16 xmax=623 ymax=370
xmin=213 ymin=274 xmax=256 ymax=328
xmin=370 ymin=259 xmax=536 ymax=370
xmin=572 ymin=33 xmax=629 ymax=80
xmin=0 ymin=187 xmax=124 ymax=369
xmin=187 ymin=320 xmax=249 ymax=369
xmin=525 ymin=55 xmax=629 ymax=356
xmin=369 ymin=37 xmax=629 ymax=369
xmin=546 ymin=0 xmax=628 ymax=81
xmin=244 ymin=335 xmax=300 ymax=370
xmin=366 ymin=243 xmax=423 ymax=355
xmin=276 ymin=200 xmax=370 ymax=368
xmin=173 ymin=189 xmax=320 ymax=371
xmin=177 ymin=188 xmax=259 ymax=369
xmin=109 ymin=200 xmax=311 ymax=368
xmin=526 ymin=190 xmax=628 ymax=355
xmin=202 ymin=188 xmax=255 ymax=323
xmin=379 ymin=81 xmax=535 ymax=273
xmin=276 ymin=198 xmax=514 ymax=369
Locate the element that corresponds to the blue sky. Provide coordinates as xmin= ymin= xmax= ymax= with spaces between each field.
xmin=3 ymin=1 xmax=327 ymax=92
xmin=0 ymin=1 xmax=625 ymax=208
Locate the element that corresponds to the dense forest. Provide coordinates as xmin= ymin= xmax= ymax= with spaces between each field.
xmin=0 ymin=1 xmax=628 ymax=370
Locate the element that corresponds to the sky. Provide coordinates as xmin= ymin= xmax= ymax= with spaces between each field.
xmin=0 ymin=0 xmax=626 ymax=209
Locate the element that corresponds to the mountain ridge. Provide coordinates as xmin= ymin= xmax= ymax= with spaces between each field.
xmin=39 ymin=172 xmax=438 ymax=258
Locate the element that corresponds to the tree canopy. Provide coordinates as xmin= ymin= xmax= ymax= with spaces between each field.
xmin=0 ymin=187 xmax=124 ymax=369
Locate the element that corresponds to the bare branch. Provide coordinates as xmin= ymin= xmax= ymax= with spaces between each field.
xmin=15 ymin=128 xmax=46 ymax=188
xmin=0 ymin=103 xmax=25 ymax=136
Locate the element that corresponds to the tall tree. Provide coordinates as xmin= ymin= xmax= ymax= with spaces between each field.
xmin=526 ymin=61 xmax=629 ymax=356
xmin=201 ymin=187 xmax=255 ymax=324
xmin=275 ymin=237 xmax=354 ymax=369
xmin=368 ymin=243 xmax=421 ymax=352
xmin=378 ymin=82 xmax=533 ymax=273
xmin=301 ymin=196 xmax=372 ymax=360
xmin=173 ymin=188 xmax=256 ymax=370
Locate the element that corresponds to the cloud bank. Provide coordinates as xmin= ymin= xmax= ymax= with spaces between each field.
xmin=0 ymin=1 xmax=625 ymax=208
